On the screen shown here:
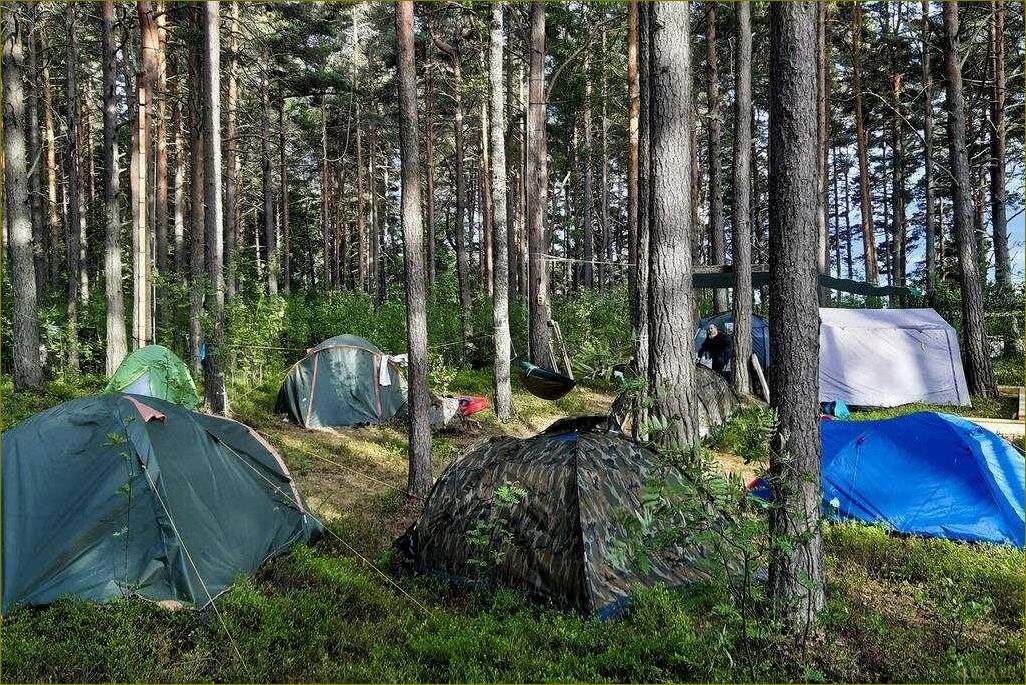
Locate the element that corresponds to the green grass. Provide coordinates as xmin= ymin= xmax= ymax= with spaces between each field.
xmin=849 ymin=395 xmax=1018 ymax=421
xmin=1 ymin=371 xmax=1023 ymax=683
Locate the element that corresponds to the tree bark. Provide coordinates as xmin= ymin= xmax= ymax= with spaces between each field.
xmin=41 ymin=30 xmax=61 ymax=290
xmin=101 ymin=1 xmax=128 ymax=376
xmin=480 ymin=94 xmax=493 ymax=297
xmin=135 ymin=1 xmax=158 ymax=349
xmin=154 ymin=1 xmax=169 ymax=277
xmin=527 ymin=1 xmax=551 ymax=365
xmin=706 ymin=3 xmax=727 ymax=312
xmin=632 ymin=0 xmax=650 ymax=439
xmin=582 ymin=23 xmax=594 ymax=290
xmin=172 ymin=73 xmax=186 ymax=277
xmin=943 ymin=1 xmax=996 ymax=399
xmin=64 ymin=5 xmax=81 ymax=371
xmin=280 ymin=99 xmax=290 ymax=295
xmin=768 ymin=0 xmax=825 ymax=637
xmin=852 ymin=2 xmax=878 ymax=283
xmin=731 ymin=1 xmax=753 ymax=397
xmin=25 ymin=3 xmax=44 ymax=304
xmin=627 ymin=0 xmax=640 ymax=328
xmin=922 ymin=0 xmax=936 ymax=303
xmin=989 ymin=0 xmax=1009 ymax=286
xmin=225 ymin=0 xmax=239 ymax=298
xmin=489 ymin=2 xmax=513 ymax=422
xmin=202 ymin=0 xmax=227 ymax=415
xmin=187 ymin=24 xmax=204 ymax=378
xmin=320 ymin=97 xmax=331 ymax=288
xmin=3 ymin=5 xmax=44 ymax=388
xmin=425 ymin=56 xmax=436 ymax=285
xmin=891 ymin=4 xmax=906 ymax=292
xmin=647 ymin=1 xmax=698 ymax=451
xmin=816 ymin=1 xmax=830 ymax=302
xmin=261 ymin=66 xmax=277 ymax=296
xmin=599 ymin=26 xmax=610 ymax=288
xmin=395 ymin=0 xmax=432 ymax=497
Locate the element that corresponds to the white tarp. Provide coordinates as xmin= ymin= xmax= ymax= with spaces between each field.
xmin=818 ymin=308 xmax=970 ymax=407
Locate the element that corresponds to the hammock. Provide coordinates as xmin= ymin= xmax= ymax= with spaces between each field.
xmin=515 ymin=359 xmax=576 ymax=401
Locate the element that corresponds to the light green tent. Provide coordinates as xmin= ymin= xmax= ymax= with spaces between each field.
xmin=106 ymin=345 xmax=200 ymax=409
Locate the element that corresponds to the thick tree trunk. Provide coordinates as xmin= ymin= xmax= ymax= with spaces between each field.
xmin=852 ymin=2 xmax=878 ymax=283
xmin=922 ymin=0 xmax=936 ymax=303
xmin=706 ymin=3 xmax=727 ymax=312
xmin=260 ymin=68 xmax=277 ymax=296
xmin=731 ymin=1 xmax=753 ymax=396
xmin=101 ymin=1 xmax=128 ymax=376
xmin=225 ymin=0 xmax=239 ymax=298
xmin=134 ymin=1 xmax=158 ymax=349
xmin=280 ymin=99 xmax=290 ymax=295
xmin=990 ymin=0 xmax=1009 ymax=286
xmin=489 ymin=2 xmax=514 ymax=422
xmin=768 ymin=0 xmax=825 ymax=637
xmin=943 ymin=2 xmax=996 ymax=398
xmin=527 ymin=1 xmax=551 ymax=365
xmin=3 ymin=6 xmax=44 ymax=388
xmin=202 ymin=0 xmax=227 ymax=415
xmin=647 ymin=1 xmax=698 ymax=451
xmin=395 ymin=0 xmax=432 ymax=497
xmin=25 ymin=3 xmax=44 ymax=304
xmin=64 ymin=5 xmax=81 ymax=371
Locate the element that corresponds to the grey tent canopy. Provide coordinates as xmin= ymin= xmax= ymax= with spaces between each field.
xmin=395 ymin=418 xmax=731 ymax=618
xmin=275 ymin=334 xmax=407 ymax=428
xmin=1 ymin=394 xmax=322 ymax=613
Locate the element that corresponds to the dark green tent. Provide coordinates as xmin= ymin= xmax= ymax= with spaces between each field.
xmin=395 ymin=418 xmax=726 ymax=618
xmin=1 ymin=394 xmax=322 ymax=613
xmin=275 ymin=335 xmax=407 ymax=429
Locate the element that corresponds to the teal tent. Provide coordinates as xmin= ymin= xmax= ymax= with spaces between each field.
xmin=106 ymin=345 xmax=200 ymax=409
xmin=1 ymin=394 xmax=322 ymax=613
xmin=275 ymin=335 xmax=407 ymax=429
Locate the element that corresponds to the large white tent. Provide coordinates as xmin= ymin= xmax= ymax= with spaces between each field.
xmin=818 ymin=308 xmax=970 ymax=407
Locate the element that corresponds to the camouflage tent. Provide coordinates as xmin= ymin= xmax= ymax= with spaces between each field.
xmin=396 ymin=417 xmax=725 ymax=618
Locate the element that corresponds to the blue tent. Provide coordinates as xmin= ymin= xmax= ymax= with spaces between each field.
xmin=695 ymin=312 xmax=770 ymax=370
xmin=752 ymin=412 xmax=1025 ymax=547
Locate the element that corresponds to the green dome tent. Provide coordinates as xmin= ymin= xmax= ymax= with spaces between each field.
xmin=396 ymin=417 xmax=729 ymax=618
xmin=106 ymin=345 xmax=200 ymax=409
xmin=1 ymin=394 xmax=322 ymax=613
xmin=275 ymin=335 xmax=408 ymax=429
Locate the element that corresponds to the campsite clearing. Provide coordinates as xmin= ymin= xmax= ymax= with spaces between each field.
xmin=1 ymin=372 xmax=1022 ymax=684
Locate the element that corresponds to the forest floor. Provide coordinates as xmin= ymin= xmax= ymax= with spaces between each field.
xmin=1 ymin=372 xmax=1023 ymax=683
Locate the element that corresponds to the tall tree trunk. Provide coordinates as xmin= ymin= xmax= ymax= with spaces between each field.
xmin=187 ymin=30 xmax=204 ymax=377
xmin=632 ymin=0 xmax=651 ymax=439
xmin=3 ymin=5 xmax=44 ymax=388
xmin=891 ymin=4 xmax=906 ymax=293
xmin=353 ymin=6 xmax=368 ymax=292
xmin=260 ymin=67 xmax=277 ymax=296
xmin=224 ymin=0 xmax=239 ymax=298
xmin=816 ymin=1 xmax=830 ymax=301
xmin=431 ymin=26 xmax=473 ymax=349
xmin=768 ymin=0 xmax=824 ymax=637
xmin=320 ymin=97 xmax=331 ymax=288
xmin=280 ymin=99 xmax=290 ymax=295
xmin=25 ymin=3 xmax=44 ymax=304
xmin=852 ymin=2 xmax=878 ymax=283
xmin=154 ymin=0 xmax=169 ymax=277
xmin=504 ymin=36 xmax=519 ymax=303
xmin=425 ymin=56 xmax=436 ymax=285
xmin=134 ymin=1 xmax=158 ymax=349
xmin=64 ymin=5 xmax=81 ymax=371
xmin=627 ymin=0 xmax=640 ymax=330
xmin=489 ymin=3 xmax=513 ymax=422
xmin=101 ymin=1 xmax=128 ymax=376
xmin=922 ymin=0 xmax=936 ymax=303
xmin=647 ymin=1 xmax=698 ymax=450
xmin=989 ymin=0 xmax=1009 ymax=286
xmin=41 ymin=31 xmax=61 ymax=290
xmin=599 ymin=25 xmax=610 ymax=288
xmin=202 ymin=0 xmax=227 ymax=415
xmin=943 ymin=1 xmax=996 ymax=398
xmin=395 ymin=0 xmax=432 ymax=497
xmin=581 ymin=27 xmax=594 ymax=290
xmin=706 ymin=3 xmax=727 ymax=312
xmin=480 ymin=95 xmax=493 ymax=297
xmin=731 ymin=1 xmax=752 ymax=396
xmin=527 ymin=1 xmax=551 ymax=365
xmin=172 ymin=77 xmax=186 ymax=277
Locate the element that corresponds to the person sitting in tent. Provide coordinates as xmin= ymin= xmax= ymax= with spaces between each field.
xmin=698 ymin=323 xmax=732 ymax=373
